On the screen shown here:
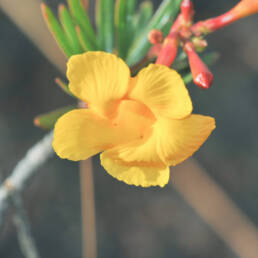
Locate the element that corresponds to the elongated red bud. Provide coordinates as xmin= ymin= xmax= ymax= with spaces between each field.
xmin=184 ymin=42 xmax=213 ymax=89
xmin=148 ymin=29 xmax=163 ymax=44
xmin=181 ymin=0 xmax=194 ymax=23
xmin=155 ymin=14 xmax=183 ymax=66
xmin=148 ymin=43 xmax=162 ymax=58
xmin=156 ymin=34 xmax=178 ymax=66
xmin=192 ymin=0 xmax=258 ymax=35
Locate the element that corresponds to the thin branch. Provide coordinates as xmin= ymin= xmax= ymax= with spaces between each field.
xmin=0 ymin=131 xmax=54 ymax=226
xmin=11 ymin=193 xmax=40 ymax=258
xmin=80 ymin=159 xmax=97 ymax=258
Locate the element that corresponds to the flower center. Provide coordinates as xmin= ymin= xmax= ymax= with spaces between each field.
xmin=112 ymin=99 xmax=156 ymax=141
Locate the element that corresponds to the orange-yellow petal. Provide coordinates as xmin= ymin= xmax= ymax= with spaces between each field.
xmin=100 ymin=114 xmax=215 ymax=168
xmin=53 ymin=99 xmax=156 ymax=161
xmin=53 ymin=109 xmax=115 ymax=161
xmin=100 ymin=153 xmax=170 ymax=187
xmin=67 ymin=52 xmax=130 ymax=116
xmin=102 ymin=135 xmax=162 ymax=165
xmin=156 ymin=114 xmax=216 ymax=166
xmin=129 ymin=64 xmax=192 ymax=119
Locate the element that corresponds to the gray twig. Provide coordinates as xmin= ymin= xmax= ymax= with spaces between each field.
xmin=0 ymin=131 xmax=54 ymax=226
xmin=12 ymin=193 xmax=40 ymax=258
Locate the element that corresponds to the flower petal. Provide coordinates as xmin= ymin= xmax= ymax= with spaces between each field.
xmin=102 ymin=135 xmax=163 ymax=165
xmin=67 ymin=51 xmax=130 ymax=116
xmin=156 ymin=114 xmax=216 ymax=166
xmin=101 ymin=114 xmax=215 ymax=168
xmin=129 ymin=64 xmax=192 ymax=119
xmin=53 ymin=99 xmax=156 ymax=161
xmin=100 ymin=153 xmax=170 ymax=187
xmin=53 ymin=109 xmax=115 ymax=161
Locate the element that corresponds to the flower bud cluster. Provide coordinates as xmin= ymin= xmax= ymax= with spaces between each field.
xmin=148 ymin=0 xmax=258 ymax=89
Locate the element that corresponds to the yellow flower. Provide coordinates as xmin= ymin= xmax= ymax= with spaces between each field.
xmin=53 ymin=51 xmax=215 ymax=187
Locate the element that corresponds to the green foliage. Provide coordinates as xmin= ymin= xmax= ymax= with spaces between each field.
xmin=41 ymin=0 xmax=182 ymax=66
xmin=67 ymin=0 xmax=98 ymax=50
xmin=34 ymin=106 xmax=75 ymax=130
xmin=133 ymin=1 xmax=153 ymax=39
xmin=126 ymin=0 xmax=183 ymax=66
xmin=58 ymin=4 xmax=83 ymax=54
xmin=97 ymin=0 xmax=115 ymax=52
xmin=115 ymin=0 xmax=137 ymax=58
xmin=41 ymin=0 xmax=98 ymax=57
xmin=41 ymin=3 xmax=74 ymax=57
xmin=55 ymin=78 xmax=75 ymax=97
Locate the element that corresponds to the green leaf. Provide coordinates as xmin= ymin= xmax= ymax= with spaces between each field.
xmin=67 ymin=0 xmax=97 ymax=50
xmin=126 ymin=0 xmax=183 ymax=66
xmin=34 ymin=106 xmax=75 ymax=130
xmin=41 ymin=3 xmax=73 ymax=57
xmin=133 ymin=1 xmax=153 ymax=38
xmin=173 ymin=51 xmax=188 ymax=70
xmin=55 ymin=77 xmax=75 ymax=97
xmin=75 ymin=25 xmax=91 ymax=51
xmin=58 ymin=4 xmax=83 ymax=54
xmin=97 ymin=0 xmax=115 ymax=52
xmin=183 ymin=73 xmax=193 ymax=84
xmin=115 ymin=0 xmax=137 ymax=59
xmin=202 ymin=52 xmax=220 ymax=66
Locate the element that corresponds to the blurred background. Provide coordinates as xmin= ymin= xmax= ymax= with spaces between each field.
xmin=0 ymin=0 xmax=258 ymax=257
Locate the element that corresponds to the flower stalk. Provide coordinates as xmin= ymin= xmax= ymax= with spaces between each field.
xmin=192 ymin=0 xmax=258 ymax=35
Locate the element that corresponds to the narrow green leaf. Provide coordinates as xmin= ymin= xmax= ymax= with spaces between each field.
xmin=202 ymin=52 xmax=220 ymax=66
xmin=98 ymin=0 xmax=115 ymax=52
xmin=115 ymin=0 xmax=137 ymax=58
xmin=58 ymin=4 xmax=83 ymax=54
xmin=115 ymin=0 xmax=128 ymax=58
xmin=80 ymin=0 xmax=88 ymax=9
xmin=95 ymin=0 xmax=101 ymax=30
xmin=125 ymin=0 xmax=137 ymax=50
xmin=133 ymin=1 xmax=153 ymax=38
xmin=34 ymin=106 xmax=75 ymax=130
xmin=126 ymin=0 xmax=183 ymax=66
xmin=67 ymin=0 xmax=98 ymax=50
xmin=183 ymin=73 xmax=193 ymax=84
xmin=41 ymin=3 xmax=73 ymax=57
xmin=173 ymin=52 xmax=188 ymax=70
xmin=75 ymin=25 xmax=91 ymax=51
xmin=55 ymin=78 xmax=75 ymax=97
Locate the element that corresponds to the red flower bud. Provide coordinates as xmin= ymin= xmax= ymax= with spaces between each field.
xmin=192 ymin=0 xmax=258 ymax=35
xmin=155 ymin=14 xmax=184 ymax=66
xmin=156 ymin=34 xmax=178 ymax=67
xmin=148 ymin=43 xmax=162 ymax=58
xmin=181 ymin=0 xmax=194 ymax=23
xmin=148 ymin=30 xmax=163 ymax=45
xmin=184 ymin=42 xmax=213 ymax=89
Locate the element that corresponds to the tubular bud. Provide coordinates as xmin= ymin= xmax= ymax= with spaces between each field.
xmin=148 ymin=29 xmax=163 ymax=45
xmin=184 ymin=41 xmax=213 ymax=89
xmin=192 ymin=0 xmax=258 ymax=35
xmin=180 ymin=0 xmax=194 ymax=24
xmin=156 ymin=33 xmax=178 ymax=66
